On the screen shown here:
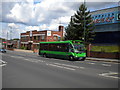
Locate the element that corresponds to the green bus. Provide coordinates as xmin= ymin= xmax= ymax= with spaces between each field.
xmin=39 ymin=40 xmax=86 ymax=61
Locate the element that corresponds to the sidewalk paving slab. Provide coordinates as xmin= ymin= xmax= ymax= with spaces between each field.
xmin=86 ymin=57 xmax=120 ymax=63
xmin=14 ymin=49 xmax=33 ymax=53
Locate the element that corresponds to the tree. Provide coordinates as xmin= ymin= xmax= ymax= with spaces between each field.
xmin=64 ymin=16 xmax=76 ymax=40
xmin=12 ymin=38 xmax=19 ymax=41
xmin=65 ymin=4 xmax=95 ymax=44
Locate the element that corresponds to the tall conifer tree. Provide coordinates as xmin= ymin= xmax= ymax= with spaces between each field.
xmin=65 ymin=4 xmax=95 ymax=44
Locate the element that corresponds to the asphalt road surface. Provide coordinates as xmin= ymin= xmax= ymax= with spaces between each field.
xmin=1 ymin=50 xmax=119 ymax=88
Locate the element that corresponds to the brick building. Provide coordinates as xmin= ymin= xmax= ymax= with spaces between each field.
xmin=20 ymin=26 xmax=64 ymax=50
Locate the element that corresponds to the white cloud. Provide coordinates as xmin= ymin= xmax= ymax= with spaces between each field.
xmin=3 ymin=0 xmax=119 ymax=26
xmin=1 ymin=0 xmax=119 ymax=39
xmin=6 ymin=2 xmax=34 ymax=23
xmin=39 ymin=24 xmax=48 ymax=30
xmin=8 ymin=23 xmax=19 ymax=28
xmin=58 ymin=16 xmax=71 ymax=24
xmin=25 ymin=26 xmax=40 ymax=30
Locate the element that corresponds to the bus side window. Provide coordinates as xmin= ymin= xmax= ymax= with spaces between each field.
xmin=69 ymin=44 xmax=73 ymax=52
xmin=65 ymin=43 xmax=69 ymax=52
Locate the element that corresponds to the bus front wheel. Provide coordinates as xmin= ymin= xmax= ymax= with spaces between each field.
xmin=80 ymin=57 xmax=86 ymax=61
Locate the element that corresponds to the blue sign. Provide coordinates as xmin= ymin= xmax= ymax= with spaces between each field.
xmin=92 ymin=11 xmax=120 ymax=25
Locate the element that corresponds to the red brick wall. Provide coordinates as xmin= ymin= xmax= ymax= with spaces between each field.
xmin=89 ymin=51 xmax=120 ymax=59
xmin=20 ymin=26 xmax=64 ymax=50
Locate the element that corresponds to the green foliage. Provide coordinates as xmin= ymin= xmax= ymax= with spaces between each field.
xmin=91 ymin=45 xmax=119 ymax=52
xmin=12 ymin=38 xmax=19 ymax=40
xmin=64 ymin=3 xmax=95 ymax=44
xmin=20 ymin=46 xmax=27 ymax=50
xmin=64 ymin=17 xmax=76 ymax=40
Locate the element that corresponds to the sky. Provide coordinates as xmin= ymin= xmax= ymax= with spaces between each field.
xmin=0 ymin=0 xmax=119 ymax=39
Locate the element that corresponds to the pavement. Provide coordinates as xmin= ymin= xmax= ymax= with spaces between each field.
xmin=14 ymin=49 xmax=33 ymax=53
xmin=13 ymin=49 xmax=120 ymax=63
xmin=86 ymin=57 xmax=120 ymax=63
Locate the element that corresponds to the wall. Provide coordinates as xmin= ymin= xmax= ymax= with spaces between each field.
xmin=89 ymin=51 xmax=120 ymax=59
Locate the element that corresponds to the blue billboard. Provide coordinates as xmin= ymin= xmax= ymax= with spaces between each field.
xmin=92 ymin=11 xmax=120 ymax=25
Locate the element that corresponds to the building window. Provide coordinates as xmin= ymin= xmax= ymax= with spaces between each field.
xmin=34 ymin=36 xmax=36 ymax=40
xmin=38 ymin=36 xmax=40 ymax=40
xmin=58 ymin=37 xmax=61 ymax=41
xmin=21 ymin=37 xmax=26 ymax=40
xmin=112 ymin=13 xmax=114 ymax=16
xmin=41 ymin=35 xmax=45 ymax=40
xmin=54 ymin=36 xmax=57 ymax=40
xmin=30 ymin=37 xmax=32 ymax=41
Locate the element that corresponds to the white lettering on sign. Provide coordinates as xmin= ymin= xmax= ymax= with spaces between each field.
xmin=117 ymin=13 xmax=120 ymax=20
xmin=47 ymin=31 xmax=51 ymax=36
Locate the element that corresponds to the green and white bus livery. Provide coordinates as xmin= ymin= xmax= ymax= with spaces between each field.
xmin=39 ymin=40 xmax=86 ymax=61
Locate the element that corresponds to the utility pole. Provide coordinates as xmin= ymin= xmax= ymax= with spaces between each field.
xmin=10 ymin=30 xmax=12 ymax=40
xmin=9 ymin=27 xmax=12 ymax=40
xmin=6 ymin=31 xmax=8 ymax=49
xmin=83 ymin=0 xmax=86 ymax=44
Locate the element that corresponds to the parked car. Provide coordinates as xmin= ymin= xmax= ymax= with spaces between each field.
xmin=0 ymin=48 xmax=6 ymax=53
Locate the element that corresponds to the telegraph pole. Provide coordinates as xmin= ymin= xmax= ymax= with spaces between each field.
xmin=83 ymin=0 xmax=86 ymax=44
xmin=6 ymin=31 xmax=8 ymax=49
xmin=9 ymin=26 xmax=12 ymax=40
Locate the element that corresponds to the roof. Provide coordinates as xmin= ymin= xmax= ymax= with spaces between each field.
xmin=91 ymin=6 xmax=119 ymax=13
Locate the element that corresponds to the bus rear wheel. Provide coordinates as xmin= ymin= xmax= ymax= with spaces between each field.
xmin=43 ymin=53 xmax=47 ymax=58
xmin=69 ymin=56 xmax=74 ymax=61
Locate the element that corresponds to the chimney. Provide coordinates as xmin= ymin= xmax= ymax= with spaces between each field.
xmin=59 ymin=26 xmax=64 ymax=32
xmin=58 ymin=25 xmax=64 ymax=37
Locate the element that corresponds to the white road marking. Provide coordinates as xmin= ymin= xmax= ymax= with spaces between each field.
xmin=17 ymin=56 xmax=24 ymax=58
xmin=0 ymin=64 xmax=7 ymax=67
xmin=46 ymin=63 xmax=75 ymax=71
xmin=24 ymin=59 xmax=45 ymax=63
xmin=54 ymin=63 xmax=79 ymax=68
xmin=10 ymin=56 xmax=24 ymax=59
xmin=88 ymin=63 xmax=95 ymax=64
xmin=102 ymin=64 xmax=111 ymax=67
xmin=38 ymin=60 xmax=45 ymax=62
xmin=24 ymin=59 xmax=31 ymax=61
xmin=10 ymin=56 xmax=16 ymax=58
xmin=45 ymin=58 xmax=70 ymax=62
xmin=103 ymin=62 xmax=119 ymax=64
xmin=91 ymin=61 xmax=97 ymax=63
xmin=99 ymin=72 xmax=120 ymax=79
xmin=0 ymin=60 xmax=7 ymax=67
xmin=54 ymin=63 xmax=85 ymax=69
xmin=0 ymin=60 xmax=7 ymax=64
xmin=79 ymin=67 xmax=85 ymax=69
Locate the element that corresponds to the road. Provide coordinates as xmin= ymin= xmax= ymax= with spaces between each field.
xmin=1 ymin=50 xmax=119 ymax=88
